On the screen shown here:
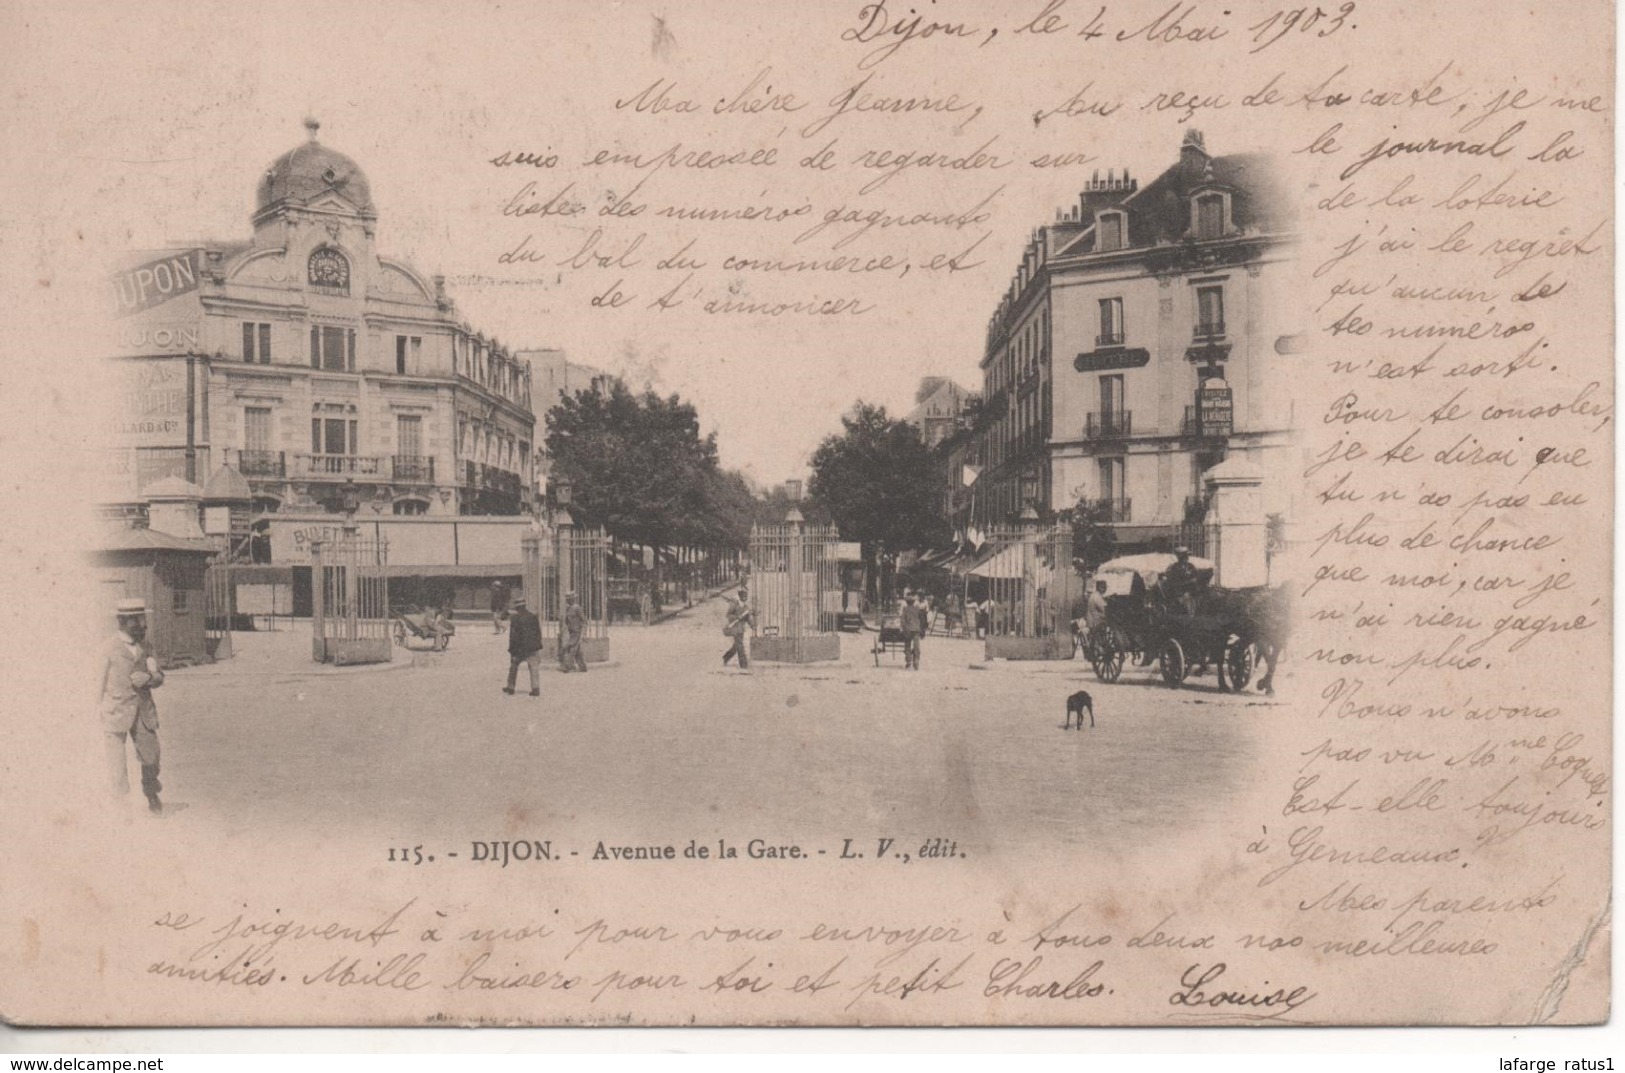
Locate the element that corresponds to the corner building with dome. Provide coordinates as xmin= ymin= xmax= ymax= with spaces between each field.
xmin=105 ymin=120 xmax=538 ymax=522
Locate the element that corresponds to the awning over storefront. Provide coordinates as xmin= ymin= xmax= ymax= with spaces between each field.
xmin=966 ymin=544 xmax=1024 ymax=579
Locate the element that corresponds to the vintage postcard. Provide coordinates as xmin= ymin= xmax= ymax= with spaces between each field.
xmin=0 ymin=0 xmax=1611 ymax=1027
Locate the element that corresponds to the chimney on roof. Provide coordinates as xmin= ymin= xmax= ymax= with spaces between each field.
xmin=1181 ymin=129 xmax=1209 ymax=174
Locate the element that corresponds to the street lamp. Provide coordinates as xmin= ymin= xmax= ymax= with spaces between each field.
xmin=550 ymin=478 xmax=574 ymax=528
xmin=1019 ymin=472 xmax=1040 ymax=523
xmin=340 ymin=477 xmax=361 ymax=533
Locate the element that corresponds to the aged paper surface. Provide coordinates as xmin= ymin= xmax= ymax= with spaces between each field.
xmin=0 ymin=0 xmax=1612 ymax=1028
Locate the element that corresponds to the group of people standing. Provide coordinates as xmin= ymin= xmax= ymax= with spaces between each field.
xmin=501 ymin=589 xmax=590 ymax=696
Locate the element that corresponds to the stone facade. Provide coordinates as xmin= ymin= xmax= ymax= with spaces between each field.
xmin=105 ymin=119 xmax=539 ymax=523
xmin=959 ymin=132 xmax=1302 ymax=545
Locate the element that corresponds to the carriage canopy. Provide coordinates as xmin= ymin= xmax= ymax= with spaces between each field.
xmin=1093 ymin=552 xmax=1214 ymax=596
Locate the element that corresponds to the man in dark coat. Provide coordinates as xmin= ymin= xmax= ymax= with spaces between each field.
xmin=1164 ymin=546 xmax=1200 ymax=615
xmin=503 ymin=595 xmax=543 ymax=696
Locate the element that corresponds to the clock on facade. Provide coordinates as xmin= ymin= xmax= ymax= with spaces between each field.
xmin=308 ymin=247 xmax=350 ymax=293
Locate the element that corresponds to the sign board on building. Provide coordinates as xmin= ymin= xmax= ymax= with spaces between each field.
xmin=1196 ymin=382 xmax=1234 ymax=438
xmin=115 ymin=358 xmax=192 ymax=447
xmin=111 ymin=250 xmax=203 ymax=318
xmin=1074 ymin=348 xmax=1150 ymax=373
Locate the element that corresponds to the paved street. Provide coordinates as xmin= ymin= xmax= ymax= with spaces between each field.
xmin=157 ymin=596 xmax=1286 ymax=853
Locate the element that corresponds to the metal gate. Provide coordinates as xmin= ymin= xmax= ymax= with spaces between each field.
xmin=204 ymin=560 xmax=236 ymax=659
xmin=972 ymin=523 xmax=1080 ymax=659
xmin=522 ymin=524 xmax=611 ymax=660
xmin=310 ymin=534 xmax=391 ymax=664
xmin=748 ymin=518 xmax=841 ymax=663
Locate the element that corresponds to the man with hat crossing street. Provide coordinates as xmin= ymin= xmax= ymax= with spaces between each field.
xmin=559 ymin=592 xmax=588 ymax=673
xmin=721 ymin=587 xmax=753 ymax=670
xmin=503 ymin=595 xmax=543 ymax=697
xmin=98 ymin=598 xmax=165 ymax=814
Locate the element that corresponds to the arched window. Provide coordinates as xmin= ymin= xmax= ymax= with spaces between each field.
xmin=308 ymin=247 xmax=350 ymax=294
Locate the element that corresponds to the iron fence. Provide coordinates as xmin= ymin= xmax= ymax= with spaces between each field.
xmin=973 ymin=523 xmax=1083 ymax=643
xmin=311 ymin=534 xmax=391 ymax=664
xmin=522 ymin=526 xmax=610 ymax=645
xmin=748 ymin=522 xmax=842 ymax=662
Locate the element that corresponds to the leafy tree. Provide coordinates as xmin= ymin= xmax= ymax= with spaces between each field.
xmin=544 ymin=379 xmax=735 ymax=556
xmin=808 ymin=402 xmax=949 ymax=576
xmin=1066 ymin=497 xmax=1119 ymax=573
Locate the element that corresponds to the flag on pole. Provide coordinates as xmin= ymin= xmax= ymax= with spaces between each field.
xmin=961 ymin=463 xmax=981 ymax=487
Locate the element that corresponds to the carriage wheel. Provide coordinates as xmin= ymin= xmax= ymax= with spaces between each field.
xmin=1090 ymin=631 xmax=1124 ymax=684
xmin=1160 ymin=638 xmax=1187 ymax=686
xmin=1226 ymin=641 xmax=1256 ymax=692
xmin=392 ymin=620 xmax=406 ymax=646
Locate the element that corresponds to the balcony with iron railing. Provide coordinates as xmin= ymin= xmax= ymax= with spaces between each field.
xmin=1193 ymin=318 xmax=1227 ymax=341
xmin=1083 ymin=497 xmax=1132 ymax=523
xmin=1085 ymin=410 xmax=1132 ymax=440
xmin=1096 ymin=329 xmax=1125 ymax=348
xmin=237 ymin=449 xmax=286 ymax=478
xmin=462 ymin=460 xmax=524 ymax=500
xmin=296 ymin=454 xmax=386 ymax=478
xmin=1182 ymin=405 xmax=1233 ymax=440
xmin=392 ymin=455 xmax=435 ymax=482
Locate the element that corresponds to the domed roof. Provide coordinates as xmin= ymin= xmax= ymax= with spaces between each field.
xmin=140 ymin=476 xmax=204 ymax=500
xmin=256 ymin=118 xmax=374 ymax=215
xmin=202 ymin=464 xmax=252 ymax=502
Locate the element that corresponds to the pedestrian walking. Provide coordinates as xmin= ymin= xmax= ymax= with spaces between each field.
xmin=503 ymin=595 xmax=543 ymax=697
xmin=559 ymin=591 xmax=588 ymax=673
xmin=721 ymin=587 xmax=753 ymax=670
xmin=99 ymin=598 xmax=165 ymax=814
xmin=900 ymin=590 xmax=929 ymax=670
xmin=490 ymin=580 xmax=509 ymax=633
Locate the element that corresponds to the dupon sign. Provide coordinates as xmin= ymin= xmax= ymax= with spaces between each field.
xmin=110 ymin=249 xmax=203 ymax=318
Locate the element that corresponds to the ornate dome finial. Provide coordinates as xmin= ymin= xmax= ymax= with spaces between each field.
xmin=304 ymin=116 xmax=321 ymax=142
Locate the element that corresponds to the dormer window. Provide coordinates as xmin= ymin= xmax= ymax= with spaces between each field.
xmin=1096 ymin=211 xmax=1126 ymax=252
xmin=1194 ymin=192 xmax=1228 ymax=240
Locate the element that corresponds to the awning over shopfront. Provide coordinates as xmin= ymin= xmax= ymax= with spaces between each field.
xmin=966 ymin=544 xmax=1025 ymax=580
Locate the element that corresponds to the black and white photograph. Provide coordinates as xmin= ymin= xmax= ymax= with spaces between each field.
xmin=0 ymin=0 xmax=1613 ymax=1039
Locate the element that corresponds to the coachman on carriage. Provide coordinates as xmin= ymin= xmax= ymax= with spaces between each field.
xmin=1082 ymin=552 xmax=1290 ymax=693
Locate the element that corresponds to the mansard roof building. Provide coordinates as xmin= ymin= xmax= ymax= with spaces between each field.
xmin=106 ymin=119 xmax=539 ymax=521
xmin=956 ymin=130 xmax=1301 ymax=548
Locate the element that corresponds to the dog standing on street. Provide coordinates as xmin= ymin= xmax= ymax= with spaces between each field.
xmin=1064 ymin=690 xmax=1094 ymax=730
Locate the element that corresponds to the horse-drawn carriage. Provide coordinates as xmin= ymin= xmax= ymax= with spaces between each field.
xmin=1083 ymin=554 xmax=1288 ymax=693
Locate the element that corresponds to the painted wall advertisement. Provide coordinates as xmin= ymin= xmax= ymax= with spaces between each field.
xmin=115 ymin=358 xmax=193 ymax=447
